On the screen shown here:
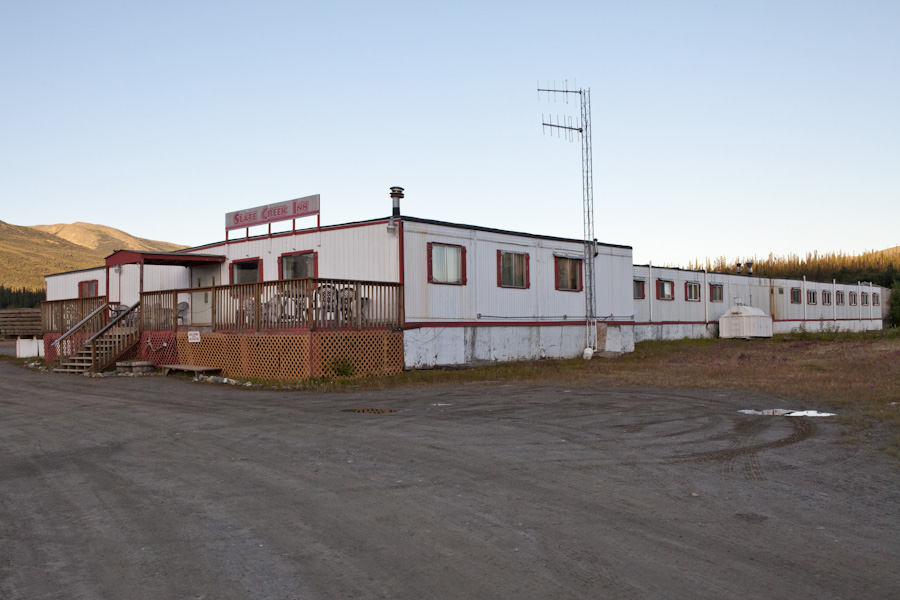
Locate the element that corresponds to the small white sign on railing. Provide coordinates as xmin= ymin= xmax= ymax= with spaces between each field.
xmin=188 ymin=331 xmax=201 ymax=343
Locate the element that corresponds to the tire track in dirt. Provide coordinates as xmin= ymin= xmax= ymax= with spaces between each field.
xmin=671 ymin=417 xmax=817 ymax=464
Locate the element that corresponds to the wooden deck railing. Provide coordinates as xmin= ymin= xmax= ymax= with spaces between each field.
xmin=141 ymin=278 xmax=403 ymax=332
xmin=42 ymin=297 xmax=107 ymax=333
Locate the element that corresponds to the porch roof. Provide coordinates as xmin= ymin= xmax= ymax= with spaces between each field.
xmin=105 ymin=250 xmax=226 ymax=268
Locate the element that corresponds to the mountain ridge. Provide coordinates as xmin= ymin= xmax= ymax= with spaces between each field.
xmin=0 ymin=221 xmax=186 ymax=291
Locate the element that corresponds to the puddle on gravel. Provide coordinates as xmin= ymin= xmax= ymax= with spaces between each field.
xmin=738 ymin=409 xmax=835 ymax=417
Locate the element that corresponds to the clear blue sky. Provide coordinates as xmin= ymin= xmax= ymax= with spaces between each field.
xmin=2 ymin=1 xmax=898 ymax=266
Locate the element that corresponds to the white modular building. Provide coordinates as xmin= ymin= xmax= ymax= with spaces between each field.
xmin=632 ymin=265 xmax=887 ymax=341
xmin=42 ymin=189 xmax=891 ymax=371
xmin=179 ymin=215 xmax=636 ymax=366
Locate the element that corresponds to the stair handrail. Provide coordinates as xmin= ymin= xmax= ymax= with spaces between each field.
xmin=51 ymin=303 xmax=109 ymax=348
xmin=85 ymin=302 xmax=141 ymax=345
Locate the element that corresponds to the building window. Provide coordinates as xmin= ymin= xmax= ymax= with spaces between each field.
xmin=861 ymin=292 xmax=869 ymax=306
xmin=807 ymin=290 xmax=817 ymax=305
xmin=554 ymin=256 xmax=582 ymax=291
xmin=836 ymin=291 xmax=845 ymax=305
xmin=633 ymin=279 xmax=645 ymax=300
xmin=279 ymin=251 xmax=316 ymax=280
xmin=874 ymin=293 xmax=880 ymax=306
xmin=710 ymin=283 xmax=724 ymax=302
xmin=231 ymin=258 xmax=261 ymax=284
xmin=78 ymin=280 xmax=99 ymax=298
xmin=790 ymin=288 xmax=802 ymax=304
xmin=685 ymin=281 xmax=700 ymax=302
xmin=822 ymin=290 xmax=832 ymax=306
xmin=428 ymin=243 xmax=466 ymax=285
xmin=849 ymin=292 xmax=858 ymax=306
xmin=497 ymin=250 xmax=529 ymax=289
xmin=656 ymin=279 xmax=674 ymax=301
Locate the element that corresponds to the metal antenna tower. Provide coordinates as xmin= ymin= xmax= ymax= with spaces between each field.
xmin=538 ymin=80 xmax=596 ymax=350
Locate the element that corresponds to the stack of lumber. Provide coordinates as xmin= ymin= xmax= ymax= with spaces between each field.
xmin=0 ymin=308 xmax=42 ymax=337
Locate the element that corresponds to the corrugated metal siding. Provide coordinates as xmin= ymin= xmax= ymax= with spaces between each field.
xmin=143 ymin=265 xmax=191 ymax=294
xmin=108 ymin=264 xmax=141 ymax=305
xmin=185 ymin=223 xmax=400 ymax=283
xmin=403 ymin=221 xmax=633 ymax=323
xmin=45 ymin=268 xmax=106 ymax=301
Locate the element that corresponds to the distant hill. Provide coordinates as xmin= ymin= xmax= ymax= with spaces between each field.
xmin=31 ymin=222 xmax=185 ymax=256
xmin=0 ymin=220 xmax=185 ymax=291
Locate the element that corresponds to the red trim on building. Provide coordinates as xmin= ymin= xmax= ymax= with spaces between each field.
xmin=78 ymin=280 xmax=99 ymax=298
xmin=656 ymin=279 xmax=674 ymax=300
xmin=554 ymin=256 xmax=583 ymax=292
xmin=277 ymin=250 xmax=318 ymax=280
xmin=192 ymin=219 xmax=392 ymax=251
xmin=497 ymin=250 xmax=531 ymax=289
xmin=525 ymin=253 xmax=530 ymax=288
xmin=685 ymin=281 xmax=700 ymax=302
xmin=229 ymin=257 xmax=262 ymax=284
xmin=404 ymin=319 xmax=634 ymax=328
xmin=427 ymin=242 xmax=467 ymax=285
xmin=634 ymin=320 xmax=711 ymax=326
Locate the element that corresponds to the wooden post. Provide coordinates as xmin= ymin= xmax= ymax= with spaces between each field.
xmin=211 ymin=286 xmax=217 ymax=332
xmin=91 ymin=342 xmax=97 ymax=373
xmin=355 ymin=283 xmax=361 ymax=330
xmin=254 ymin=283 xmax=260 ymax=331
xmin=172 ymin=290 xmax=177 ymax=333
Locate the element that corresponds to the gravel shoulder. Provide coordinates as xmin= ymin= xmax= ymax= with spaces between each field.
xmin=1 ymin=361 xmax=898 ymax=599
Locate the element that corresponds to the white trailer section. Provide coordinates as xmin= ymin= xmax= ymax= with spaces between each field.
xmin=633 ymin=265 xmax=886 ymax=341
xmin=185 ymin=220 xmax=401 ymax=284
xmin=400 ymin=218 xmax=635 ymax=367
xmin=45 ymin=267 xmax=107 ymax=301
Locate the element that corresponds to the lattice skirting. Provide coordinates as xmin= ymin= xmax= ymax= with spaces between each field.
xmin=173 ymin=330 xmax=403 ymax=380
xmin=137 ymin=331 xmax=180 ymax=365
xmin=43 ymin=333 xmax=62 ymax=364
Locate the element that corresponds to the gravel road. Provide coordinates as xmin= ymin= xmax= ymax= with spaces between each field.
xmin=1 ymin=360 xmax=898 ymax=599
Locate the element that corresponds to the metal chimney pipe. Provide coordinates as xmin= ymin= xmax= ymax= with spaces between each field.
xmin=389 ymin=187 xmax=404 ymax=218
xmin=735 ymin=262 xmax=742 ymax=275
xmin=746 ymin=261 xmax=754 ymax=276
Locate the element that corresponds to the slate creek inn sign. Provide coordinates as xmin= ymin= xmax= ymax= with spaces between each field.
xmin=225 ymin=194 xmax=321 ymax=232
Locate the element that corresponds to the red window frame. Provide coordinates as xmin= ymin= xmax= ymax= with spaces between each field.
xmin=229 ymin=257 xmax=262 ymax=284
xmin=278 ymin=250 xmax=318 ymax=280
xmin=874 ymin=293 xmax=880 ymax=306
xmin=709 ymin=283 xmax=724 ymax=303
xmin=656 ymin=279 xmax=674 ymax=301
xmin=822 ymin=290 xmax=832 ymax=306
xmin=849 ymin=292 xmax=858 ymax=306
xmin=685 ymin=281 xmax=701 ymax=302
xmin=633 ymin=280 xmax=645 ymax=300
xmin=427 ymin=242 xmax=467 ymax=285
xmin=790 ymin=288 xmax=802 ymax=304
xmin=861 ymin=292 xmax=869 ymax=306
xmin=78 ymin=279 xmax=99 ymax=298
xmin=496 ymin=250 xmax=530 ymax=289
xmin=807 ymin=290 xmax=817 ymax=305
xmin=836 ymin=291 xmax=845 ymax=305
xmin=554 ymin=256 xmax=583 ymax=292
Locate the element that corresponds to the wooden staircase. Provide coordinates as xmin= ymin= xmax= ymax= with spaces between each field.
xmin=53 ymin=303 xmax=142 ymax=374
xmin=55 ymin=325 xmax=141 ymax=374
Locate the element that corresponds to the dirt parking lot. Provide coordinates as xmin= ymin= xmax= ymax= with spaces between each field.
xmin=1 ymin=360 xmax=898 ymax=599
